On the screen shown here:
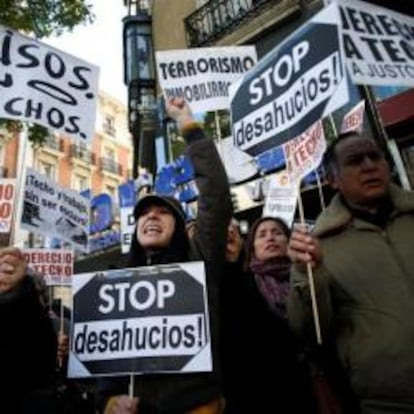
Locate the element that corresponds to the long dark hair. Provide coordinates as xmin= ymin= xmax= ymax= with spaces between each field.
xmin=243 ymin=216 xmax=291 ymax=272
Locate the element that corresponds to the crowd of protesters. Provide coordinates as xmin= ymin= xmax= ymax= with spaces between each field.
xmin=1 ymin=97 xmax=414 ymax=414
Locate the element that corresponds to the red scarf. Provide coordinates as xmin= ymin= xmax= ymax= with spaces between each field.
xmin=249 ymin=256 xmax=291 ymax=318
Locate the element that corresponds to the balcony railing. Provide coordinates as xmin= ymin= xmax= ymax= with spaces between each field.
xmin=185 ymin=0 xmax=283 ymax=47
xmin=44 ymin=135 xmax=63 ymax=152
xmin=70 ymin=145 xmax=95 ymax=164
xmin=0 ymin=166 xmax=7 ymax=178
xmin=100 ymin=157 xmax=122 ymax=175
xmin=103 ymin=123 xmax=116 ymax=137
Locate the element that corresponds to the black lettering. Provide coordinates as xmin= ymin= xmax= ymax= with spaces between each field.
xmin=86 ymin=331 xmax=98 ymax=353
xmin=74 ymin=324 xmax=87 ymax=353
xmin=183 ymin=325 xmax=196 ymax=347
xmin=47 ymin=107 xmax=65 ymax=128
xmin=17 ymin=44 xmax=40 ymax=68
xmin=45 ymin=52 xmax=66 ymax=78
xmin=65 ymin=116 xmax=81 ymax=134
xmin=98 ymin=330 xmax=109 ymax=352
xmin=0 ymin=30 xmax=13 ymax=65
xmin=343 ymin=34 xmax=363 ymax=60
xmin=4 ymin=98 xmax=23 ymax=115
xmin=149 ymin=326 xmax=161 ymax=348
xmin=168 ymin=325 xmax=182 ymax=348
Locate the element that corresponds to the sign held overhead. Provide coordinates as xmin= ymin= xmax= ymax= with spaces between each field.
xmin=230 ymin=3 xmax=348 ymax=156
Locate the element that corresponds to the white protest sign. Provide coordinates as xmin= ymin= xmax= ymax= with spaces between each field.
xmin=118 ymin=181 xmax=136 ymax=254
xmin=21 ymin=168 xmax=90 ymax=252
xmin=0 ymin=25 xmax=99 ymax=142
xmin=338 ymin=0 xmax=414 ymax=87
xmin=22 ymin=248 xmax=74 ymax=285
xmin=216 ymin=136 xmax=258 ymax=185
xmin=156 ymin=46 xmax=257 ymax=113
xmin=120 ymin=207 xmax=134 ymax=254
xmin=283 ymin=121 xmax=326 ymax=183
xmin=340 ymin=99 xmax=365 ymax=133
xmin=230 ymin=3 xmax=348 ymax=156
xmin=262 ymin=171 xmax=298 ymax=227
xmin=0 ymin=178 xmax=16 ymax=233
xmin=68 ymin=262 xmax=211 ymax=378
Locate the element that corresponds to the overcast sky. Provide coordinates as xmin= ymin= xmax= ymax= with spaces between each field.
xmin=44 ymin=0 xmax=127 ymax=105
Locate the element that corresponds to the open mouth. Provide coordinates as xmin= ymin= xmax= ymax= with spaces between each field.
xmin=144 ymin=225 xmax=162 ymax=235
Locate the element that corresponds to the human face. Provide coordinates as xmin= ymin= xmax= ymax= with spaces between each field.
xmin=329 ymin=136 xmax=390 ymax=209
xmin=253 ymin=220 xmax=288 ymax=262
xmin=136 ymin=204 xmax=176 ymax=251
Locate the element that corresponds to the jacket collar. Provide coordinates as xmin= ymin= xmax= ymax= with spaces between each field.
xmin=313 ymin=184 xmax=414 ymax=237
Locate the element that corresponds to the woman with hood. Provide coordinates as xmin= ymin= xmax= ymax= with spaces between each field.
xmin=98 ymin=97 xmax=232 ymax=414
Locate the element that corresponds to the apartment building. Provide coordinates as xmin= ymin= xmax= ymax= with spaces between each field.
xmin=0 ymin=91 xmax=132 ymax=248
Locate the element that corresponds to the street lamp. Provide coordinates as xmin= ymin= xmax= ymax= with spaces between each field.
xmin=122 ymin=0 xmax=156 ymax=178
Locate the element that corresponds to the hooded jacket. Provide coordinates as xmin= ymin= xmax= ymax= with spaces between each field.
xmin=98 ymin=126 xmax=232 ymax=414
xmin=288 ymin=185 xmax=414 ymax=414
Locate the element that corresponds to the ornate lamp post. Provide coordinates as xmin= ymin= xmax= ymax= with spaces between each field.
xmin=122 ymin=0 xmax=156 ymax=178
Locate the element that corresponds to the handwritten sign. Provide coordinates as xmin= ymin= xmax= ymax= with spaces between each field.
xmin=0 ymin=25 xmax=99 ymax=142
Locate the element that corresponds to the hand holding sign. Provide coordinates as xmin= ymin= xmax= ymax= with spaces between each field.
xmin=0 ymin=247 xmax=27 ymax=294
xmin=105 ymin=395 xmax=139 ymax=414
xmin=166 ymin=97 xmax=194 ymax=131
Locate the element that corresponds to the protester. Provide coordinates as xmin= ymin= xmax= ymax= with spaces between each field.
xmin=30 ymin=269 xmax=96 ymax=413
xmin=288 ymin=131 xmax=414 ymax=413
xmin=0 ymin=247 xmax=57 ymax=413
xmin=242 ymin=216 xmax=315 ymax=413
xmin=218 ymin=216 xmax=314 ymax=413
xmin=244 ymin=216 xmax=292 ymax=318
xmin=97 ymin=97 xmax=232 ymax=414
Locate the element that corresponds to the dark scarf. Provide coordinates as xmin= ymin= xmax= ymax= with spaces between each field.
xmin=249 ymin=256 xmax=291 ymax=318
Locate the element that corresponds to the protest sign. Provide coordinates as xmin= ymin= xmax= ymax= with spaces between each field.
xmin=0 ymin=178 xmax=16 ymax=233
xmin=262 ymin=171 xmax=298 ymax=227
xmin=23 ymin=248 xmax=74 ymax=285
xmin=118 ymin=180 xmax=136 ymax=254
xmin=68 ymin=262 xmax=211 ymax=378
xmin=340 ymin=99 xmax=365 ymax=133
xmin=229 ymin=3 xmax=348 ymax=156
xmin=0 ymin=25 xmax=99 ymax=142
xmin=21 ymin=168 xmax=90 ymax=252
xmin=284 ymin=121 xmax=326 ymax=183
xmin=338 ymin=0 xmax=414 ymax=87
xmin=156 ymin=46 xmax=257 ymax=113
xmin=216 ymin=136 xmax=258 ymax=185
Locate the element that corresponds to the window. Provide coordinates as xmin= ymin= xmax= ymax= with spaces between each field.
xmin=73 ymin=174 xmax=89 ymax=192
xmin=39 ymin=161 xmax=56 ymax=180
xmin=104 ymin=147 xmax=116 ymax=161
xmin=103 ymin=115 xmax=116 ymax=136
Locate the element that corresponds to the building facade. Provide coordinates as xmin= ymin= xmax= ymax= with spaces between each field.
xmin=0 ymin=91 xmax=132 ymax=248
xmin=149 ymin=0 xmax=414 ymax=223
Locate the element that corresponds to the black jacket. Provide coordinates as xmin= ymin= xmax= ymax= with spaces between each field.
xmin=98 ymin=127 xmax=232 ymax=414
xmin=219 ymin=258 xmax=316 ymax=414
xmin=0 ymin=275 xmax=57 ymax=413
